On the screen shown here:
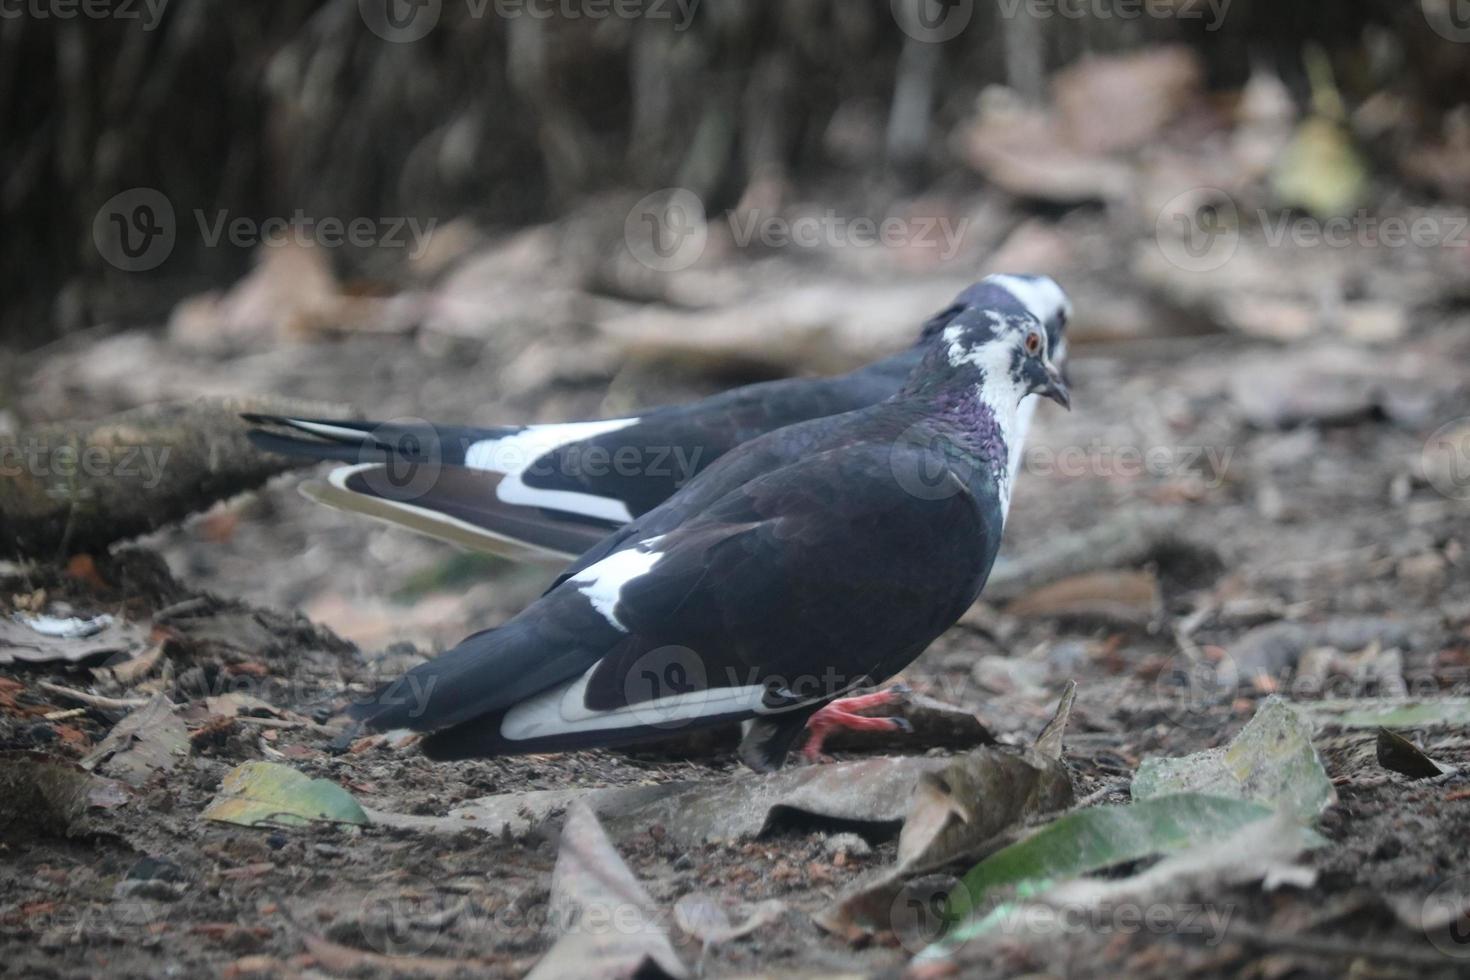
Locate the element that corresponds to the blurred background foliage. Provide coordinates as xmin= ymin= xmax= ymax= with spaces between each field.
xmin=2 ymin=0 xmax=1468 ymax=349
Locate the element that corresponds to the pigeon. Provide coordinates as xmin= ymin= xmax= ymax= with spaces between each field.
xmin=351 ymin=295 xmax=1071 ymax=771
xmin=245 ymin=274 xmax=1070 ymax=564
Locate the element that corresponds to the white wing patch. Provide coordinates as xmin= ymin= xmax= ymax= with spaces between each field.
xmin=464 ymin=418 xmax=640 ymax=473
xmin=498 ymin=662 xmax=766 ymax=741
xmin=566 ymin=538 xmax=665 ymax=632
xmin=463 ymin=418 xmax=641 ymax=524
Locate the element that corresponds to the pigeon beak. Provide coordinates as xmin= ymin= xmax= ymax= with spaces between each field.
xmin=1038 ymin=361 xmax=1071 ymax=410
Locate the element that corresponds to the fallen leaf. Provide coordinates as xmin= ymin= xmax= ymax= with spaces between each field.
xmin=81 ymin=694 xmax=190 ymax=787
xmin=97 ymin=640 xmax=166 ymax=686
xmin=202 ymin=761 xmax=367 ymax=829
xmin=947 ymin=793 xmax=1324 ymax=925
xmin=1272 ymin=116 xmax=1367 ymax=218
xmin=1305 ymin=698 xmax=1470 ymax=729
xmin=1005 ymin=570 xmax=1161 ymax=627
xmin=927 ymin=813 xmax=1317 ymax=960
xmin=528 ymin=801 xmax=687 ymax=979
xmin=379 ymin=756 xmax=952 ymax=845
xmin=1375 ymin=728 xmax=1444 ymax=779
xmin=1053 ymin=46 xmax=1204 ymax=155
xmin=815 ymin=686 xmax=1076 ymax=941
xmin=0 ymin=612 xmax=147 ymax=666
xmin=1131 ymin=697 xmax=1335 ymax=821
xmin=673 ymin=893 xmax=785 ymax=948
xmin=1227 ymin=616 xmax=1436 ymax=686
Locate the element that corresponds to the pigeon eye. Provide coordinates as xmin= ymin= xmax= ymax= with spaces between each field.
xmin=1024 ymin=331 xmax=1042 ymax=355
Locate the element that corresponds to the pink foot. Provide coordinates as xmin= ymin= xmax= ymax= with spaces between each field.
xmin=799 ymin=685 xmax=913 ymax=762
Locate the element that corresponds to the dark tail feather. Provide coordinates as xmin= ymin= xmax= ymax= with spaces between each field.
xmin=300 ymin=464 xmax=613 ymax=563
xmin=350 ymin=614 xmax=605 ymax=733
xmin=243 ymin=413 xmax=519 ymax=467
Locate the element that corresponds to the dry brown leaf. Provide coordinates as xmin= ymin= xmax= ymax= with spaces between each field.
xmin=1053 ymin=46 xmax=1204 ymax=155
xmin=0 ymin=613 xmax=148 ymax=667
xmin=1005 ymin=570 xmax=1161 ymax=626
xmin=81 ymin=694 xmax=190 ymax=787
xmin=528 ymin=801 xmax=687 ymax=979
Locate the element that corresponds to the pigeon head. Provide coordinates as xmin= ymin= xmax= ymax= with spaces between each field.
xmin=918 ymin=273 xmax=1072 ymax=377
xmin=933 ymin=306 xmax=1071 ymax=411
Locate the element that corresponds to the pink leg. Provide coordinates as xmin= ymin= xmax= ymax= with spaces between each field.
xmin=799 ymin=685 xmax=913 ymax=762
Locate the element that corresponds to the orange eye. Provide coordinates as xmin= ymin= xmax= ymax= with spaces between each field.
xmin=1024 ymin=331 xmax=1042 ymax=355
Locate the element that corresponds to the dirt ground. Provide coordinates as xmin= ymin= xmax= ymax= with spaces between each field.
xmin=4 ymin=191 xmax=1470 ymax=978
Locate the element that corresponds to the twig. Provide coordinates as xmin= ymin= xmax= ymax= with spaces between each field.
xmin=235 ymin=714 xmax=339 ymax=736
xmin=1226 ymin=923 xmax=1453 ymax=968
xmin=37 ymin=681 xmax=148 ymax=711
xmin=153 ymin=597 xmax=209 ymax=623
xmin=42 ymin=707 xmax=88 ymax=722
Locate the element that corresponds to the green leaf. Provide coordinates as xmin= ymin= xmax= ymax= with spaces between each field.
xmin=946 ymin=793 xmax=1297 ymax=925
xmin=202 ymin=761 xmax=367 ymax=829
xmin=1271 ymin=116 xmax=1367 ymax=218
xmin=1305 ymin=699 xmax=1470 ymax=730
xmin=1131 ymin=696 xmax=1334 ymax=821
